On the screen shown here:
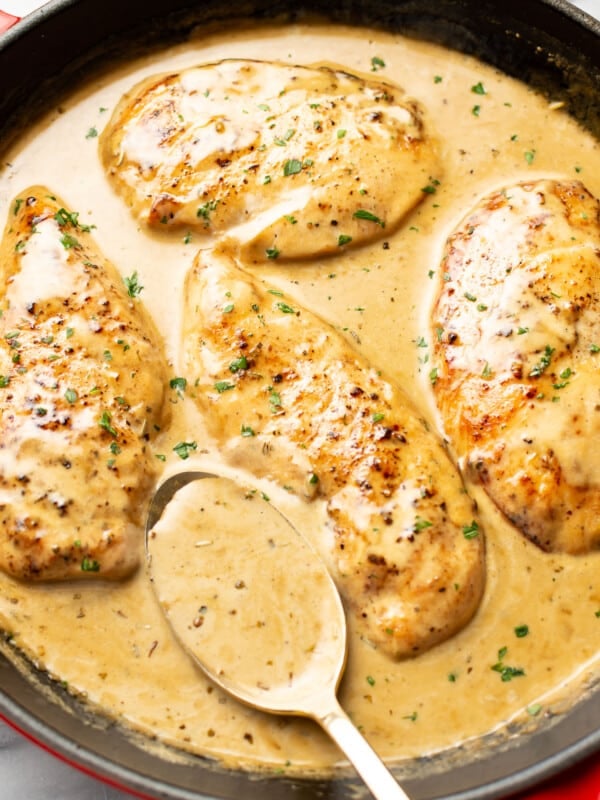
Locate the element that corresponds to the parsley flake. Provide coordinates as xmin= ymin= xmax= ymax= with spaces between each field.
xmin=98 ymin=410 xmax=118 ymax=438
xmin=353 ymin=209 xmax=385 ymax=227
xmin=462 ymin=520 xmax=480 ymax=539
xmin=283 ymin=158 xmax=303 ymax=176
xmin=173 ymin=441 xmax=198 ymax=460
xmin=229 ymin=356 xmax=248 ymax=372
xmin=529 ymin=345 xmax=554 ymax=377
xmin=169 ymin=377 xmax=187 ymax=392
xmin=275 ymin=301 xmax=295 ymax=314
xmin=124 ymin=271 xmax=143 ymax=298
xmin=214 ymin=381 xmax=235 ymax=393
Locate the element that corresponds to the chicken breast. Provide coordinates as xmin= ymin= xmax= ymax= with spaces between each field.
xmin=182 ymin=246 xmax=484 ymax=658
xmin=0 ymin=187 xmax=169 ymax=581
xmin=100 ymin=59 xmax=439 ymax=262
xmin=431 ymin=179 xmax=600 ymax=554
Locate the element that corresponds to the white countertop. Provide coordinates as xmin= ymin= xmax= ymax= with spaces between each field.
xmin=0 ymin=0 xmax=598 ymax=798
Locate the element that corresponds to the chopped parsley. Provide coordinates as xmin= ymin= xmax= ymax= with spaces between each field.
xmin=462 ymin=520 xmax=480 ymax=539
xmin=124 ymin=271 xmax=143 ymax=297
xmin=275 ymin=301 xmax=295 ymax=314
xmin=60 ymin=232 xmax=80 ymax=250
xmin=228 ymin=356 xmax=248 ymax=372
xmin=514 ymin=624 xmax=529 ymax=638
xmin=371 ymin=56 xmax=386 ymax=71
xmin=98 ymin=410 xmax=118 ymax=438
xmin=413 ymin=516 xmax=433 ymax=532
xmin=353 ymin=209 xmax=385 ymax=227
xmin=422 ymin=178 xmax=441 ymax=195
xmin=169 ymin=377 xmax=187 ymax=391
xmin=283 ymin=158 xmax=303 ymax=176
xmin=491 ymin=647 xmax=525 ymax=682
xmin=274 ymin=128 xmax=296 ymax=146
xmin=214 ymin=380 xmax=235 ymax=393
xmin=269 ymin=387 xmax=283 ymax=412
xmin=338 ymin=234 xmax=353 ymax=246
xmin=173 ymin=441 xmax=197 ymax=460
xmin=529 ymin=345 xmax=554 ymax=377
xmin=81 ymin=557 xmax=100 ymax=572
xmin=197 ymin=199 xmax=218 ymax=222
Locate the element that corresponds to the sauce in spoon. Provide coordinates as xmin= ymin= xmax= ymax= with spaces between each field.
xmin=146 ymin=472 xmax=411 ymax=799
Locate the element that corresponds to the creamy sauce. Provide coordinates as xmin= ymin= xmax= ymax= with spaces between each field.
xmin=0 ymin=21 xmax=599 ymax=776
xmin=148 ymin=475 xmax=345 ymax=711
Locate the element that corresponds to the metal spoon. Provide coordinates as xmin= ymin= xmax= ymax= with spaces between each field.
xmin=145 ymin=470 xmax=411 ymax=800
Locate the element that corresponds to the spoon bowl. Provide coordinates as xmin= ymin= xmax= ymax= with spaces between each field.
xmin=145 ymin=471 xmax=411 ymax=800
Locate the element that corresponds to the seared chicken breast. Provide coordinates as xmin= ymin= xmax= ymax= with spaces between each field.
xmin=0 ymin=187 xmax=169 ymax=581
xmin=101 ymin=59 xmax=439 ymax=262
xmin=182 ymin=246 xmax=484 ymax=658
xmin=431 ymin=179 xmax=600 ymax=554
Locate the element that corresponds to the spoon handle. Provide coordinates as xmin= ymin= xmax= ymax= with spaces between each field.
xmin=317 ymin=701 xmax=412 ymax=800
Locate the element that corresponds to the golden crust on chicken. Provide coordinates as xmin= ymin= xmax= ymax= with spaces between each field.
xmin=0 ymin=187 xmax=170 ymax=581
xmin=100 ymin=59 xmax=440 ymax=261
xmin=182 ymin=245 xmax=485 ymax=658
xmin=431 ymin=179 xmax=600 ymax=554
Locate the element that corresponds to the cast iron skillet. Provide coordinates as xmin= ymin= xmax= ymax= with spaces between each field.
xmin=0 ymin=1 xmax=599 ymax=799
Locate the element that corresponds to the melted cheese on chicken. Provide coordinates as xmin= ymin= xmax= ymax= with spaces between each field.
xmin=182 ymin=245 xmax=485 ymax=658
xmin=431 ymin=179 xmax=600 ymax=554
xmin=100 ymin=59 xmax=439 ymax=262
xmin=0 ymin=187 xmax=170 ymax=581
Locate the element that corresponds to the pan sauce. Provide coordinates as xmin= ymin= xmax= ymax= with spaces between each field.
xmin=0 ymin=20 xmax=599 ymax=775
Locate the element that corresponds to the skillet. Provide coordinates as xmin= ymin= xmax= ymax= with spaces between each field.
xmin=0 ymin=1 xmax=598 ymax=798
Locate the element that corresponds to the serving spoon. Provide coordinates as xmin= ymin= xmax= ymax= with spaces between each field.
xmin=145 ymin=470 xmax=411 ymax=800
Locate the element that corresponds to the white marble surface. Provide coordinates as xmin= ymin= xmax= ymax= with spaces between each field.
xmin=0 ymin=0 xmax=598 ymax=798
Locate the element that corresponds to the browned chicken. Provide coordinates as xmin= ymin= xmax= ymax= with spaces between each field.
xmin=431 ymin=179 xmax=600 ymax=554
xmin=100 ymin=59 xmax=440 ymax=262
xmin=182 ymin=245 xmax=485 ymax=658
xmin=0 ymin=187 xmax=169 ymax=581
